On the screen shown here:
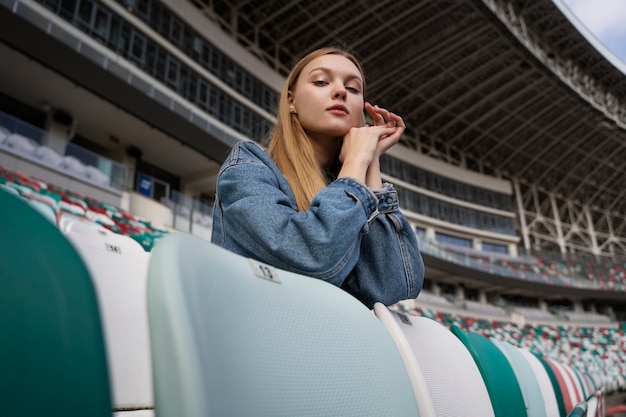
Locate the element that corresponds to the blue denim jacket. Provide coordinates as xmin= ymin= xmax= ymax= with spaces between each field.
xmin=211 ymin=141 xmax=424 ymax=308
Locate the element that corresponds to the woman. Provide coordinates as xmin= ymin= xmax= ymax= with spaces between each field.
xmin=211 ymin=47 xmax=424 ymax=308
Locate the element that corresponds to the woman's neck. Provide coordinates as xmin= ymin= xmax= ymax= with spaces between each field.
xmin=309 ymin=134 xmax=341 ymax=170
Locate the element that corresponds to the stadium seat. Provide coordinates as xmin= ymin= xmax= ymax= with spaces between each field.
xmin=3 ymin=133 xmax=37 ymax=155
xmin=0 ymin=187 xmax=112 ymax=417
xmin=85 ymin=165 xmax=111 ymax=187
xmin=450 ymin=327 xmax=527 ymax=417
xmin=545 ymin=358 xmax=584 ymax=414
xmin=516 ymin=348 xmax=561 ymax=417
xmin=585 ymin=395 xmax=598 ymax=417
xmin=534 ymin=354 xmax=568 ymax=417
xmin=373 ymin=303 xmax=495 ymax=417
xmin=28 ymin=197 xmax=57 ymax=223
xmin=62 ymin=218 xmax=153 ymax=411
xmin=147 ymin=233 xmax=420 ymax=417
xmin=61 ymin=155 xmax=87 ymax=176
xmin=35 ymin=145 xmax=64 ymax=168
xmin=491 ymin=339 xmax=547 ymax=417
xmin=565 ymin=401 xmax=588 ymax=417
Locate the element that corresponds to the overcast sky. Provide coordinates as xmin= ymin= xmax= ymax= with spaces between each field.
xmin=559 ymin=0 xmax=626 ymax=66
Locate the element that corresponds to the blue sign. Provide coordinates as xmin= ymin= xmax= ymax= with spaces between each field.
xmin=138 ymin=174 xmax=153 ymax=197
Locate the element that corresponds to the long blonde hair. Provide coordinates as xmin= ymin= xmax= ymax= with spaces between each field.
xmin=266 ymin=47 xmax=365 ymax=211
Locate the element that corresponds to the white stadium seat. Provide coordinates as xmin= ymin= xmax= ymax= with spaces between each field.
xmin=62 ymin=218 xmax=153 ymax=411
xmin=147 ymin=233 xmax=420 ymax=417
xmin=373 ymin=304 xmax=495 ymax=417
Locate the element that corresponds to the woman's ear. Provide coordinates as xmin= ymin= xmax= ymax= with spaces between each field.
xmin=288 ymin=91 xmax=297 ymax=114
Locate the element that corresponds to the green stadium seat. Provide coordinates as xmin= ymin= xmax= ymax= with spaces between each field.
xmin=0 ymin=187 xmax=112 ymax=417
xmin=450 ymin=327 xmax=527 ymax=417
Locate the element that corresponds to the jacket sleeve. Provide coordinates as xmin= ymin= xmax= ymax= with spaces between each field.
xmin=214 ymin=157 xmax=379 ymax=287
xmin=341 ymin=185 xmax=425 ymax=308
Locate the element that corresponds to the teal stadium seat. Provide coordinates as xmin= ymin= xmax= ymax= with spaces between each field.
xmin=491 ymin=339 xmax=547 ymax=417
xmin=373 ymin=303 xmax=495 ymax=417
xmin=0 ymin=188 xmax=112 ymax=416
xmin=565 ymin=401 xmax=587 ymax=417
xmin=147 ymin=233 xmax=421 ymax=417
xmin=450 ymin=327 xmax=527 ymax=417
xmin=535 ymin=354 xmax=568 ymax=417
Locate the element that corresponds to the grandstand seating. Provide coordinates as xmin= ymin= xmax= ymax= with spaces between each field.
xmin=1 ymin=165 xmax=623 ymax=417
xmin=419 ymin=239 xmax=626 ymax=292
xmin=0 ymin=122 xmax=120 ymax=195
xmin=0 ymin=165 xmax=167 ymax=250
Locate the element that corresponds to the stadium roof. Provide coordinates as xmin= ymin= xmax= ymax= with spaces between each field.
xmin=191 ymin=0 xmax=626 ymax=219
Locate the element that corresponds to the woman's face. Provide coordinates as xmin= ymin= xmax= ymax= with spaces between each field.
xmin=289 ymin=54 xmax=364 ymax=143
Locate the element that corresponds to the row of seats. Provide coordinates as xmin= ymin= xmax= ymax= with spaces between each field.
xmin=1 ymin=187 xmax=608 ymax=417
xmin=537 ymin=256 xmax=626 ymax=291
xmin=2 ymin=160 xmax=622 ymax=293
xmin=399 ymin=305 xmax=626 ymax=395
xmin=0 ymin=128 xmax=113 ymax=187
xmin=419 ymin=239 xmax=626 ymax=292
xmin=0 ymin=165 xmax=167 ymax=251
xmin=412 ymin=291 xmax=614 ymax=325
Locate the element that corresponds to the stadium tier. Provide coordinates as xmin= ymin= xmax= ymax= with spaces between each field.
xmin=2 ymin=172 xmax=625 ymax=416
xmin=1 ymin=187 xmax=620 ymax=416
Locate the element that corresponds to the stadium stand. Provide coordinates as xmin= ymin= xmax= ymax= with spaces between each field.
xmin=2 ymin=0 xmax=626 ymax=415
xmin=1 ymin=179 xmax=623 ymax=416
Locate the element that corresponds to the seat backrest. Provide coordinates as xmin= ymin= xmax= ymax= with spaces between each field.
xmin=565 ymin=401 xmax=588 ymax=417
xmin=62 ymin=218 xmax=153 ymax=410
xmin=517 ymin=347 xmax=561 ymax=417
xmin=585 ymin=396 xmax=598 ymax=417
xmin=491 ymin=339 xmax=547 ymax=417
xmin=0 ymin=188 xmax=112 ymax=417
xmin=450 ymin=326 xmax=527 ymax=417
xmin=544 ymin=358 xmax=578 ymax=415
xmin=147 ymin=233 xmax=420 ymax=417
xmin=534 ymin=354 xmax=567 ymax=417
xmin=373 ymin=304 xmax=495 ymax=417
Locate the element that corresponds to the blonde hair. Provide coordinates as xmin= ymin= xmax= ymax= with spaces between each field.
xmin=266 ymin=47 xmax=365 ymax=211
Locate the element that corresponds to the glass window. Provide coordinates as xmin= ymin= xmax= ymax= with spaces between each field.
xmin=436 ymin=232 xmax=472 ymax=248
xmin=482 ymin=242 xmax=509 ymax=254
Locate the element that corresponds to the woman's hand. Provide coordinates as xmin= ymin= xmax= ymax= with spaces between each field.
xmin=365 ymin=102 xmax=405 ymax=158
xmin=338 ymin=123 xmax=397 ymax=183
xmin=361 ymin=102 xmax=405 ymax=188
xmin=337 ymin=103 xmax=404 ymax=186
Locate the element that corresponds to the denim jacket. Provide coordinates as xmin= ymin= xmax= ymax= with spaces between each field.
xmin=211 ymin=141 xmax=424 ymax=308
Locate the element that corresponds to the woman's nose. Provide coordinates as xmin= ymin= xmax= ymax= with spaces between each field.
xmin=333 ymin=84 xmax=347 ymax=99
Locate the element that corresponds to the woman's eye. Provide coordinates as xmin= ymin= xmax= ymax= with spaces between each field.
xmin=313 ymin=80 xmax=328 ymax=86
xmin=346 ymin=86 xmax=360 ymax=93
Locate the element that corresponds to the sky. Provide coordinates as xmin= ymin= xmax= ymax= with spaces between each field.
xmin=557 ymin=0 xmax=626 ymax=71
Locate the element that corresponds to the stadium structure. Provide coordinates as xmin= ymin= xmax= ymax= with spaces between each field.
xmin=1 ymin=0 xmax=625 ymax=416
